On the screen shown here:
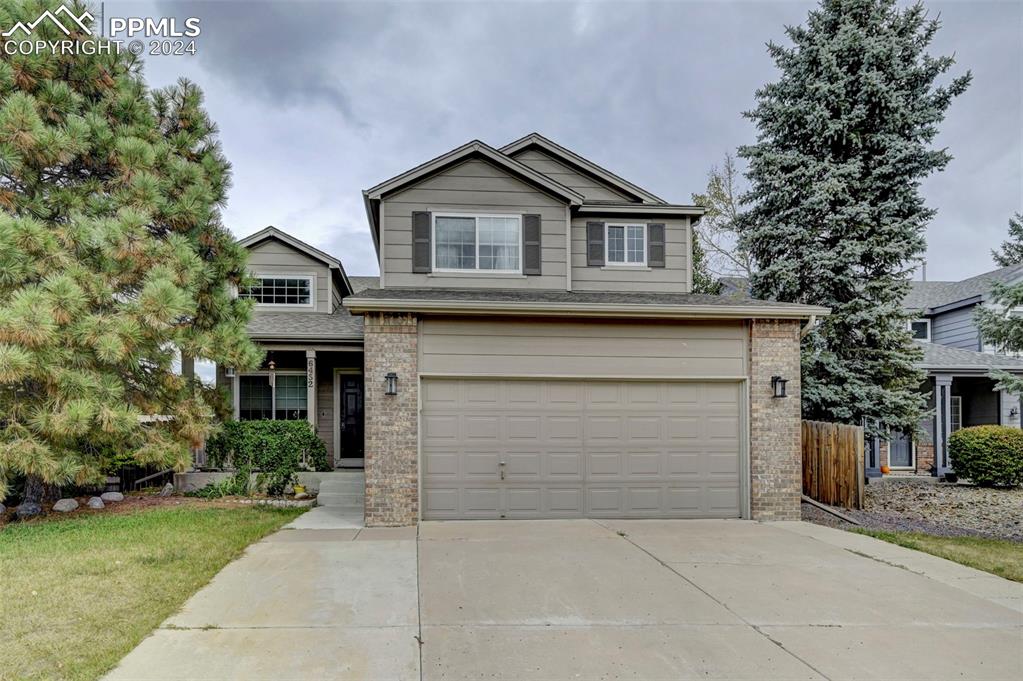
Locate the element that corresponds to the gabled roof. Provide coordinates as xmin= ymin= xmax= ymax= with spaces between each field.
xmin=915 ymin=341 xmax=1023 ymax=375
xmin=500 ymin=132 xmax=667 ymax=205
xmin=237 ymin=226 xmax=353 ymax=297
xmin=905 ymin=263 xmax=1023 ymax=313
xmin=362 ymin=139 xmax=586 ymax=254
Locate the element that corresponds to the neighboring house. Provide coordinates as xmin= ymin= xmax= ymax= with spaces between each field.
xmin=219 ymin=133 xmax=827 ymax=526
xmin=877 ymin=265 xmax=1023 ymax=477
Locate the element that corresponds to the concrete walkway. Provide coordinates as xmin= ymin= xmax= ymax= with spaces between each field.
xmin=107 ymin=518 xmax=1022 ymax=680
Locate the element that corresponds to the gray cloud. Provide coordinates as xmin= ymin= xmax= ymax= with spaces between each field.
xmin=122 ymin=0 xmax=1019 ymax=281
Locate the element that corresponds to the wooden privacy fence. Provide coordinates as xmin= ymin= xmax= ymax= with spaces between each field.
xmin=801 ymin=420 xmax=865 ymax=510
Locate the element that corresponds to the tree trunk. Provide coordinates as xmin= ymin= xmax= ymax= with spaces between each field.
xmin=16 ymin=474 xmax=45 ymax=519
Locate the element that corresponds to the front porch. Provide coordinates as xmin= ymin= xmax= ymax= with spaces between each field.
xmin=867 ymin=342 xmax=1023 ymax=477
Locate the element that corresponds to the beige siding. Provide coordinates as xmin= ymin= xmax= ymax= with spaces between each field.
xmin=571 ymin=216 xmax=690 ymax=293
xmin=419 ymin=317 xmax=746 ymax=378
xmin=511 ymin=148 xmax=632 ymax=202
xmin=246 ymin=240 xmax=331 ymax=312
xmin=317 ymin=372 xmax=334 ymax=464
xmin=381 ymin=159 xmax=568 ymax=290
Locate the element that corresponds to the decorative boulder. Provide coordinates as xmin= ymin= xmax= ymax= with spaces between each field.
xmin=159 ymin=483 xmax=175 ymax=497
xmin=53 ymin=498 xmax=79 ymax=513
xmin=15 ymin=502 xmax=41 ymax=520
xmin=87 ymin=496 xmax=105 ymax=509
xmin=100 ymin=492 xmax=124 ymax=503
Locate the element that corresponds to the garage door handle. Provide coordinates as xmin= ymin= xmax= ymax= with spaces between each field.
xmin=499 ymin=460 xmax=506 ymax=480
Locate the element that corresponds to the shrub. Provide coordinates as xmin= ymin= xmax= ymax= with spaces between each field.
xmin=949 ymin=425 xmax=1023 ymax=487
xmin=185 ymin=468 xmax=252 ymax=499
xmin=204 ymin=420 xmax=330 ymax=496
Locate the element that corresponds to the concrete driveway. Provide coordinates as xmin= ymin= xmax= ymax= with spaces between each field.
xmin=108 ymin=514 xmax=1023 ymax=680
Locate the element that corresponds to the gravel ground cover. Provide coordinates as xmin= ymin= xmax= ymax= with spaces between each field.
xmin=801 ymin=477 xmax=1023 ymax=541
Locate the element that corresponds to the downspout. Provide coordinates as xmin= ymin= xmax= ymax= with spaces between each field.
xmin=565 ymin=204 xmax=572 ymax=292
xmin=800 ymin=314 xmax=817 ymax=338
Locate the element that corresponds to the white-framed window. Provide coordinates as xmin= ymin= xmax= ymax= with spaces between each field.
xmin=240 ymin=275 xmax=314 ymax=307
xmin=433 ymin=213 xmax=521 ymax=273
xmin=908 ymin=319 xmax=930 ymax=342
xmin=237 ymin=373 xmax=307 ymax=421
xmin=606 ymin=223 xmax=646 ymax=266
xmin=950 ymin=395 xmax=962 ymax=433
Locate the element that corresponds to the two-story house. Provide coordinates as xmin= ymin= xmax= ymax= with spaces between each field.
xmin=220 ymin=134 xmax=827 ymax=526
xmin=874 ymin=264 xmax=1023 ymax=477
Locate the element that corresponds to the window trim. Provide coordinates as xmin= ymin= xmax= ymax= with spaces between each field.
xmin=908 ymin=318 xmax=931 ymax=343
xmin=234 ymin=370 xmax=308 ymax=421
xmin=605 ymin=223 xmax=648 ymax=267
xmin=242 ymin=272 xmax=316 ymax=309
xmin=431 ymin=212 xmax=523 ymax=274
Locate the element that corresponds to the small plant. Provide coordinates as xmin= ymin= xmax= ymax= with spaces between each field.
xmin=185 ymin=467 xmax=253 ymax=499
xmin=949 ymin=426 xmax=1023 ymax=487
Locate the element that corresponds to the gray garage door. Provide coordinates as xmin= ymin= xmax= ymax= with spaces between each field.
xmin=421 ymin=379 xmax=743 ymax=520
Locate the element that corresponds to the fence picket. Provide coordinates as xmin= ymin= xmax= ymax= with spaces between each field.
xmin=801 ymin=420 xmax=865 ymax=510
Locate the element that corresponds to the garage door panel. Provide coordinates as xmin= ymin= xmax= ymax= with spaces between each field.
xmin=422 ymin=379 xmax=742 ymax=520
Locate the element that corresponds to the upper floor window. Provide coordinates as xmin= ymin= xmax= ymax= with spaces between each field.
xmin=909 ymin=319 xmax=930 ymax=342
xmin=434 ymin=214 xmax=521 ymax=273
xmin=240 ymin=276 xmax=313 ymax=306
xmin=606 ymin=224 xmax=646 ymax=266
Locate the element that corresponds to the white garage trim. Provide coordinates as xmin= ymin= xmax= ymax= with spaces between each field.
xmin=417 ymin=374 xmax=750 ymax=520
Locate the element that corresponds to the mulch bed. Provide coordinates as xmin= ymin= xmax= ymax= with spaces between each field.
xmin=803 ymin=477 xmax=1023 ymax=541
xmin=0 ymin=494 xmax=243 ymax=527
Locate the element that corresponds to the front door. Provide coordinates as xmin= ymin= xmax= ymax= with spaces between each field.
xmin=889 ymin=430 xmax=914 ymax=469
xmin=337 ymin=376 xmax=364 ymax=467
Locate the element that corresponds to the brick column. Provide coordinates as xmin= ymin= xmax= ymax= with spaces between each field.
xmin=749 ymin=319 xmax=802 ymax=521
xmin=363 ymin=313 xmax=419 ymax=526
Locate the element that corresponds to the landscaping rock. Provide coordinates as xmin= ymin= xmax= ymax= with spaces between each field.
xmin=100 ymin=492 xmax=124 ymax=503
xmin=15 ymin=502 xmax=41 ymax=520
xmin=86 ymin=496 xmax=105 ymax=509
xmin=53 ymin=498 xmax=79 ymax=513
xmin=159 ymin=483 xmax=175 ymax=497
xmin=294 ymin=492 xmax=310 ymax=500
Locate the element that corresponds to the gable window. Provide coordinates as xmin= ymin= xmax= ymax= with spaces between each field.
xmin=909 ymin=319 xmax=930 ymax=342
xmin=237 ymin=374 xmax=307 ymax=421
xmin=434 ymin=214 xmax=521 ymax=273
xmin=606 ymin=224 xmax=646 ymax=266
xmin=240 ymin=276 xmax=313 ymax=306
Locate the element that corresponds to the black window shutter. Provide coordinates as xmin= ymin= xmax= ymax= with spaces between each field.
xmin=412 ymin=211 xmax=432 ymax=273
xmin=648 ymin=223 xmax=666 ymax=268
xmin=586 ymin=222 xmax=605 ymax=267
xmin=522 ymin=214 xmax=542 ymax=275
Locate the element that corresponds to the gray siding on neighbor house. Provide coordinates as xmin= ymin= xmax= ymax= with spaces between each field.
xmin=509 ymin=148 xmax=632 ymax=202
xmin=381 ymin=158 xmax=568 ymax=290
xmin=246 ymin=239 xmax=333 ymax=313
xmin=930 ymin=305 xmax=980 ymax=351
xmin=419 ymin=317 xmax=747 ymax=377
xmin=571 ymin=216 xmax=690 ymax=293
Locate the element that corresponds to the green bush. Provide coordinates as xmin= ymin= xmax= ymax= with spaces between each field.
xmin=205 ymin=420 xmax=330 ymax=496
xmin=949 ymin=425 xmax=1023 ymax=487
xmin=185 ymin=468 xmax=252 ymax=499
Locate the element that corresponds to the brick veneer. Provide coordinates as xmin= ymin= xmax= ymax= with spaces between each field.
xmin=363 ymin=313 xmax=419 ymax=526
xmin=749 ymin=319 xmax=803 ymax=521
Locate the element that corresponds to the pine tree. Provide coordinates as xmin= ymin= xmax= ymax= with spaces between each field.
xmin=0 ymin=1 xmax=262 ymax=516
xmin=689 ymin=229 xmax=721 ymax=294
xmin=737 ymin=0 xmax=970 ymax=434
xmin=991 ymin=213 xmax=1023 ymax=267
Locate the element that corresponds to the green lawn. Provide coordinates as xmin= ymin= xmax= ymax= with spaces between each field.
xmin=0 ymin=504 xmax=305 ymax=681
xmin=854 ymin=529 xmax=1023 ymax=583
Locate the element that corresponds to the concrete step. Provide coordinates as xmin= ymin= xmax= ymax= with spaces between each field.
xmin=316 ymin=492 xmax=364 ymax=509
xmin=318 ymin=480 xmax=365 ymax=494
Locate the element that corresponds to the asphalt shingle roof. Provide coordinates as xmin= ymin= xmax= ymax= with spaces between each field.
xmin=916 ymin=341 xmax=1023 ymax=373
xmin=348 ymin=276 xmax=380 ymax=292
xmin=905 ymin=263 xmax=1023 ymax=312
xmin=247 ymin=310 xmax=363 ymax=340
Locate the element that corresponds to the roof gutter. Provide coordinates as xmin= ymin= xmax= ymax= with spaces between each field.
xmin=575 ymin=203 xmax=705 ymax=217
xmin=343 ymin=297 xmax=830 ymax=320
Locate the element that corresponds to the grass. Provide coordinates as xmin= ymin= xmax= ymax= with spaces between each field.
xmin=0 ymin=504 xmax=305 ymax=681
xmin=853 ymin=529 xmax=1023 ymax=583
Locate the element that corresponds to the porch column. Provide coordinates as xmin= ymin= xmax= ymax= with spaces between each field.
xmin=306 ymin=350 xmax=317 ymax=428
xmin=934 ymin=374 xmax=953 ymax=477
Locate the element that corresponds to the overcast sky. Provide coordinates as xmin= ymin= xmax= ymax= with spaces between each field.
xmin=112 ymin=0 xmax=1021 ymax=282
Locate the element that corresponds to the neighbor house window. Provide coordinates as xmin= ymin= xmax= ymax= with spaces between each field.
xmin=237 ymin=374 xmax=307 ymax=421
xmin=909 ymin=319 xmax=930 ymax=342
xmin=434 ymin=214 xmax=521 ymax=272
xmin=606 ymin=224 xmax=646 ymax=265
xmin=950 ymin=395 xmax=962 ymax=433
xmin=240 ymin=276 xmax=313 ymax=306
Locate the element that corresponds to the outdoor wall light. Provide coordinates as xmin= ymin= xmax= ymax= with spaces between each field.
xmin=385 ymin=372 xmax=399 ymax=396
xmin=268 ymin=360 xmax=276 ymax=388
xmin=771 ymin=375 xmax=788 ymax=398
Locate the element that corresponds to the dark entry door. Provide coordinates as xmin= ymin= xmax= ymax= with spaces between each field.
xmin=338 ymin=376 xmax=364 ymax=466
xmin=889 ymin=430 xmax=913 ymax=468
